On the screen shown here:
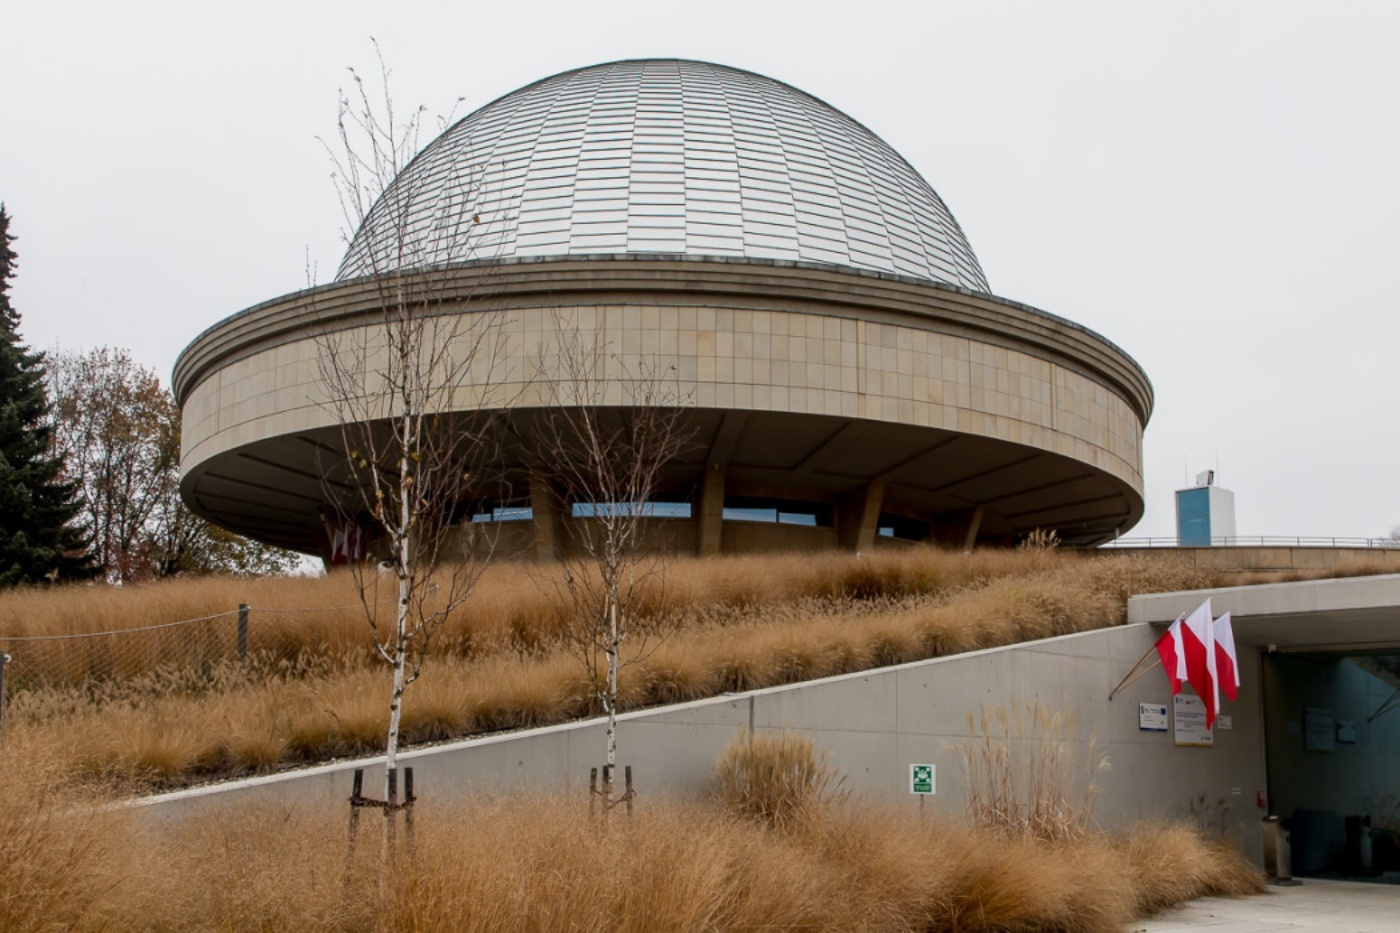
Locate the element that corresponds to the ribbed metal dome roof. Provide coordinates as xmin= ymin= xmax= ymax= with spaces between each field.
xmin=337 ymin=59 xmax=989 ymax=291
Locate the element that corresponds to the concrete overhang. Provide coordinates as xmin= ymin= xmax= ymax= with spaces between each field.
xmin=1127 ymin=574 xmax=1400 ymax=654
xmin=174 ymin=256 xmax=1153 ymax=551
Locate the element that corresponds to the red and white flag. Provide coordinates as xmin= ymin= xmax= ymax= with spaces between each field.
xmin=1178 ymin=598 xmax=1219 ymax=727
xmin=1154 ymin=613 xmax=1189 ymax=696
xmin=1214 ymin=611 xmax=1240 ymax=702
xmin=329 ymin=522 xmax=367 ymax=566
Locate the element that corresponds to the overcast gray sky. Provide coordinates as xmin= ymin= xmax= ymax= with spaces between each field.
xmin=4 ymin=1 xmax=1397 ymax=542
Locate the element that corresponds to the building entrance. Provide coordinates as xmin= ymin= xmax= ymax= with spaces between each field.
xmin=1262 ymin=652 xmax=1400 ymax=878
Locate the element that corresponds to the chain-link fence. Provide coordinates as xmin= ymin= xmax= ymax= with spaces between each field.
xmin=1 ymin=609 xmax=245 ymax=696
xmin=0 ymin=600 xmax=400 ymax=731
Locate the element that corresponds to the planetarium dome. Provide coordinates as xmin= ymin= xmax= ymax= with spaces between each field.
xmin=337 ymin=59 xmax=990 ymax=292
xmin=176 ymin=57 xmax=1153 ymax=558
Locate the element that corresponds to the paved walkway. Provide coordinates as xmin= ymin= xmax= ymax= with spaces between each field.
xmin=1138 ymin=879 xmax=1399 ymax=932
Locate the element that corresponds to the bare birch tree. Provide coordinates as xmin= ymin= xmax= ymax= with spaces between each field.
xmin=528 ymin=316 xmax=695 ymax=811
xmin=314 ymin=50 xmax=508 ymax=810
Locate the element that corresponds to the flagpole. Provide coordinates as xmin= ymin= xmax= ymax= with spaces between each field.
xmin=1109 ymin=608 xmax=1189 ymax=700
xmin=1108 ymin=645 xmax=1160 ymax=700
xmin=1110 ymin=656 xmax=1163 ymax=697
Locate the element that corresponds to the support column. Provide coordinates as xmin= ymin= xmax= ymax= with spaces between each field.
xmin=529 ymin=472 xmax=563 ymax=563
xmin=697 ymin=465 xmax=726 ymax=556
xmin=930 ymin=505 xmax=985 ymax=551
xmin=837 ymin=481 xmax=885 ymax=553
xmin=962 ymin=505 xmax=985 ymax=552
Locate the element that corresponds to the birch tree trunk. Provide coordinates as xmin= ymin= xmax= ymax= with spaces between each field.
xmin=604 ymin=594 xmax=620 ymax=801
xmin=527 ymin=313 xmax=697 ymax=812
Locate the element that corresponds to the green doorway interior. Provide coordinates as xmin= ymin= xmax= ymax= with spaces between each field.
xmin=1263 ymin=652 xmax=1400 ymax=879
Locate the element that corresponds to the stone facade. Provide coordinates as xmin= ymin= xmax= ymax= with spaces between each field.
xmin=175 ymin=257 xmax=1152 ymax=554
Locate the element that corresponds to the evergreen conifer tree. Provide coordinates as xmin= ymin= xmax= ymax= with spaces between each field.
xmin=0 ymin=204 xmax=94 ymax=585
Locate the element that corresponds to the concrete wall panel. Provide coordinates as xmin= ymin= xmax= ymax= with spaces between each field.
xmin=137 ymin=621 xmax=1267 ymax=862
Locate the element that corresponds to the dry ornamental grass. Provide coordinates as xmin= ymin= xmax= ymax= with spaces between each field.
xmin=0 ymin=730 xmax=1264 ymax=931
xmin=0 ymin=546 xmax=1391 ymax=791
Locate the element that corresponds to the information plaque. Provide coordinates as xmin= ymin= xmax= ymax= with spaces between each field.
xmin=1173 ymin=694 xmax=1213 ymax=747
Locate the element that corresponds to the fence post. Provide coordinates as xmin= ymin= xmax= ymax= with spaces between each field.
xmin=0 ymin=651 xmax=8 ymax=739
xmin=237 ymin=603 xmax=249 ymax=667
xmin=345 ymin=768 xmax=364 ymax=885
xmin=386 ymin=766 xmax=399 ymax=853
xmin=403 ymin=767 xmax=416 ymax=856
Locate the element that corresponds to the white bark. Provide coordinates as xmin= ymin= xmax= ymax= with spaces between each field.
xmin=605 ymin=595 xmax=619 ymax=797
xmin=310 ymin=55 xmax=514 ymax=872
xmin=383 ymin=436 xmax=412 ymax=800
xmin=385 ymin=629 xmax=406 ymax=798
xmin=529 ymin=316 xmax=695 ymax=810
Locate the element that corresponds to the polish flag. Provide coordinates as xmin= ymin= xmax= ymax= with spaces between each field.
xmin=1154 ymin=614 xmax=1189 ymax=695
xmin=1214 ymin=611 xmax=1240 ymax=702
xmin=1178 ymin=598 xmax=1219 ymax=727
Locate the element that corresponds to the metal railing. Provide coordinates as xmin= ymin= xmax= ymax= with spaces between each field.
xmin=1099 ymin=536 xmax=1400 ymax=550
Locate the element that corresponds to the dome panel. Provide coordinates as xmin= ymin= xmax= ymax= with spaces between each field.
xmin=337 ymin=59 xmax=990 ymax=291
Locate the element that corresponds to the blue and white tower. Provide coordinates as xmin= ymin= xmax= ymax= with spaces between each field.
xmin=1176 ymin=471 xmax=1236 ymax=546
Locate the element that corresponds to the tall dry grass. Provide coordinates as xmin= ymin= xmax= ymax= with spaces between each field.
xmin=1 ymin=792 xmax=1263 ymax=931
xmin=946 ymin=696 xmax=1264 ymax=920
xmin=0 ymin=547 xmax=1173 ymax=650
xmin=0 ymin=727 xmax=1264 ymax=931
xmin=0 ymin=746 xmax=131 ymax=933
xmin=959 ymin=700 xmax=1109 ymax=842
xmin=1118 ymin=821 xmax=1268 ymax=917
xmin=1 ymin=546 xmax=1383 ymax=791
xmin=0 ymin=790 xmax=1271 ymax=930
xmin=713 ymin=729 xmax=845 ymax=829
xmin=4 ymin=546 xmax=1390 ymax=651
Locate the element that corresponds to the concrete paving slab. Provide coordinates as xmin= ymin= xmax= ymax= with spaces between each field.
xmin=1136 ymin=880 xmax=1399 ymax=932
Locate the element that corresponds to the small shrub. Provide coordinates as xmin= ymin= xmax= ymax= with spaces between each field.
xmin=713 ymin=730 xmax=843 ymax=829
xmin=1120 ymin=821 xmax=1265 ymax=914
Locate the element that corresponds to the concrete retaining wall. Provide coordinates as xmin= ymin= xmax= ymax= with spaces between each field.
xmin=137 ymin=621 xmax=1266 ymax=860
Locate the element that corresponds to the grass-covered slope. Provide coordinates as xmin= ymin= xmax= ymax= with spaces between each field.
xmin=0 ymin=546 xmax=1390 ymax=791
xmin=0 ymin=548 xmax=1292 ymax=931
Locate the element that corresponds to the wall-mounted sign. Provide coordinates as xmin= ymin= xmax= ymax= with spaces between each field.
xmin=1174 ymin=694 xmax=1214 ymax=747
xmin=909 ymin=763 xmax=935 ymax=795
xmin=1304 ymin=707 xmax=1335 ymax=752
xmin=1139 ymin=703 xmax=1169 ymax=731
xmin=1337 ymin=720 xmax=1357 ymax=744
xmin=1217 ymin=715 xmax=1233 ymax=731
